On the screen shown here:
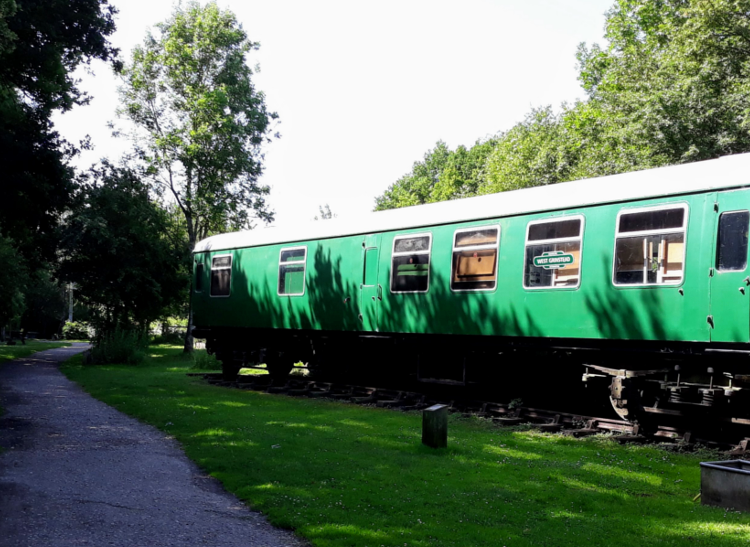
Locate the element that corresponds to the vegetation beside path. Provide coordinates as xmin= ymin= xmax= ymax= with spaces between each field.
xmin=0 ymin=341 xmax=71 ymax=365
xmin=62 ymin=346 xmax=750 ymax=547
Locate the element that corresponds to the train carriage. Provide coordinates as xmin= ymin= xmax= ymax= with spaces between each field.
xmin=192 ymin=153 xmax=750 ymax=427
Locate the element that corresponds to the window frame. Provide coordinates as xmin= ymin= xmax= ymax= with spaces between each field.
xmin=277 ymin=245 xmax=307 ymax=297
xmin=716 ymin=210 xmax=750 ymax=273
xmin=389 ymin=232 xmax=433 ymax=294
xmin=611 ymin=202 xmax=689 ymax=288
xmin=209 ymin=253 xmax=233 ymax=298
xmin=450 ymin=225 xmax=501 ymax=293
xmin=523 ymin=215 xmax=585 ymax=291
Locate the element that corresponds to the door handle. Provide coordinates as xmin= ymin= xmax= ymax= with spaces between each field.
xmin=377 ymin=284 xmax=383 ymax=300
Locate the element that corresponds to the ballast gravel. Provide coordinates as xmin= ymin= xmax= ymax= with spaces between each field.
xmin=0 ymin=344 xmax=307 ymax=547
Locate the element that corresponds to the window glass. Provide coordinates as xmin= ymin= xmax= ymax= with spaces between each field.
xmin=279 ymin=247 xmax=306 ymax=296
xmin=528 ymin=219 xmax=580 ymax=241
xmin=394 ymin=236 xmax=430 ymax=253
xmin=451 ymin=227 xmax=499 ymax=291
xmin=391 ymin=235 xmax=431 ymax=293
xmin=195 ymin=263 xmax=204 ymax=292
xmin=524 ymin=218 xmax=583 ymax=289
xmin=619 ymin=208 xmax=684 ymax=233
xmin=717 ymin=211 xmax=750 ymax=272
xmin=210 ymin=255 xmax=232 ymax=297
xmin=613 ymin=205 xmax=687 ymax=285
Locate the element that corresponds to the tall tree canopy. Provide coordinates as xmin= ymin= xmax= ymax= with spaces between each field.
xmin=0 ymin=0 xmax=118 ymax=263
xmin=117 ymin=1 xmax=278 ymax=350
xmin=118 ymin=1 xmax=278 ymax=249
xmin=375 ymin=0 xmax=750 ymax=210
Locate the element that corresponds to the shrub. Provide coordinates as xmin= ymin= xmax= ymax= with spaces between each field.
xmin=62 ymin=321 xmax=91 ymax=340
xmin=191 ymin=350 xmax=221 ymax=371
xmin=90 ymin=328 xmax=148 ymax=365
xmin=150 ymin=331 xmax=184 ymax=345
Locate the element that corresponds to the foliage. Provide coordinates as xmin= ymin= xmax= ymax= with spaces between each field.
xmin=314 ymin=204 xmax=336 ymax=220
xmin=190 ymin=349 xmax=221 ymax=370
xmin=150 ymin=331 xmax=184 ymax=345
xmin=88 ymin=327 xmax=147 ymax=365
xmin=117 ymin=1 xmax=278 ymax=352
xmin=21 ymin=267 xmax=67 ymax=338
xmin=0 ymin=0 xmax=118 ymax=265
xmin=375 ymin=0 xmax=750 ymax=209
xmin=62 ymin=348 xmax=750 ymax=547
xmin=58 ymin=164 xmax=186 ymax=334
xmin=0 ymin=234 xmax=26 ymax=329
xmin=62 ymin=321 xmax=92 ymax=341
xmin=117 ymin=1 xmax=277 ymax=246
xmin=375 ymin=138 xmax=497 ymax=210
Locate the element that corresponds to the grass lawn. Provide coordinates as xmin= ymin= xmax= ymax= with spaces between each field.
xmin=0 ymin=340 xmax=71 ymax=365
xmin=62 ymin=345 xmax=750 ymax=547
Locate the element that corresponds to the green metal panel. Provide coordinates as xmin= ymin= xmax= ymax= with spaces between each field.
xmin=710 ymin=190 xmax=750 ymax=342
xmin=192 ymin=190 xmax=749 ymax=345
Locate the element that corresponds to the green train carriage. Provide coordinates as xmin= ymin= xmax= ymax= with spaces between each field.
xmin=192 ymin=153 xmax=750 ymax=423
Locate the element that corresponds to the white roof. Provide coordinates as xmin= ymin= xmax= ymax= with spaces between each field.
xmin=194 ymin=153 xmax=750 ymax=253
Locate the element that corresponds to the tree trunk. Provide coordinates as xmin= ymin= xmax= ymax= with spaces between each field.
xmin=183 ymin=217 xmax=196 ymax=354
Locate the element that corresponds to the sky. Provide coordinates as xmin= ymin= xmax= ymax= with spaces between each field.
xmin=52 ymin=0 xmax=614 ymax=227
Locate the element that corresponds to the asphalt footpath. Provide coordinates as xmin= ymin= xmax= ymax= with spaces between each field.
xmin=0 ymin=344 xmax=307 ymax=547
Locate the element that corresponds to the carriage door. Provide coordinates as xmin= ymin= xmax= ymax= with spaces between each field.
xmin=359 ymin=234 xmax=381 ymax=331
xmin=710 ymin=191 xmax=750 ymax=343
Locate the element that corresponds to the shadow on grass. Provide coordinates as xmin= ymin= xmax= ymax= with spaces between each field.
xmin=62 ymin=353 xmax=750 ymax=547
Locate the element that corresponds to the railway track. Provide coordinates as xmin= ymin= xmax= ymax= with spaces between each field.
xmin=188 ymin=372 xmax=749 ymax=454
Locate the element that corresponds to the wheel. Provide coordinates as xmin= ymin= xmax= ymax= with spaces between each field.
xmin=218 ymin=353 xmax=241 ymax=381
xmin=264 ymin=349 xmax=293 ymax=384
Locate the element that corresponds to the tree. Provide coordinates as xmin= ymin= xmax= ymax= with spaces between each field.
xmin=375 ymin=1 xmax=750 ymax=210
xmin=0 ymin=234 xmax=27 ymax=340
xmin=117 ymin=1 xmax=278 ymax=351
xmin=374 ymin=139 xmax=496 ymax=210
xmin=0 ymin=0 xmax=118 ymax=265
xmin=58 ymin=164 xmax=186 ymax=336
xmin=314 ymin=204 xmax=337 ymax=221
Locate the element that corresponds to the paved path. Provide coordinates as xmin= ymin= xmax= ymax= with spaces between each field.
xmin=0 ymin=344 xmax=306 ymax=547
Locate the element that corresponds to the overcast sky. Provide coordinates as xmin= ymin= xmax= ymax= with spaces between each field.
xmin=52 ymin=0 xmax=614 ymax=227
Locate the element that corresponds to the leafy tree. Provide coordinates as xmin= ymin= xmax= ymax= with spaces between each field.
xmin=314 ymin=204 xmax=337 ymax=220
xmin=0 ymin=234 xmax=27 ymax=339
xmin=0 ymin=0 xmax=118 ymax=264
xmin=20 ymin=268 xmax=67 ymax=338
xmin=375 ymin=139 xmax=496 ymax=210
xmin=58 ymin=164 xmax=186 ymax=336
xmin=576 ymin=0 xmax=750 ymax=167
xmin=480 ymin=107 xmax=580 ymax=194
xmin=376 ymin=0 xmax=750 ymax=209
xmin=117 ymin=1 xmax=278 ymax=351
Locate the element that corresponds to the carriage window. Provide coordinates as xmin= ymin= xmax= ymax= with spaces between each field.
xmin=210 ymin=255 xmax=232 ymax=297
xmin=451 ymin=227 xmax=500 ymax=291
xmin=195 ymin=263 xmax=204 ymax=292
xmin=278 ymin=247 xmax=307 ymax=296
xmin=390 ymin=234 xmax=431 ymax=293
xmin=717 ymin=211 xmax=749 ymax=272
xmin=524 ymin=217 xmax=583 ymax=289
xmin=614 ymin=205 xmax=688 ymax=285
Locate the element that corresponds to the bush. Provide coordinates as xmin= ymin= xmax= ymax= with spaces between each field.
xmin=90 ymin=328 xmax=148 ymax=365
xmin=191 ymin=350 xmax=221 ymax=371
xmin=62 ymin=321 xmax=92 ymax=340
xmin=150 ymin=331 xmax=184 ymax=345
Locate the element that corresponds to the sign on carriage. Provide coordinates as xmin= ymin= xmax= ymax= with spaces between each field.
xmin=532 ymin=251 xmax=575 ymax=269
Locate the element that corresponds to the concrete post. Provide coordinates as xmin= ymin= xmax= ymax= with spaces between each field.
xmin=422 ymin=404 xmax=448 ymax=448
